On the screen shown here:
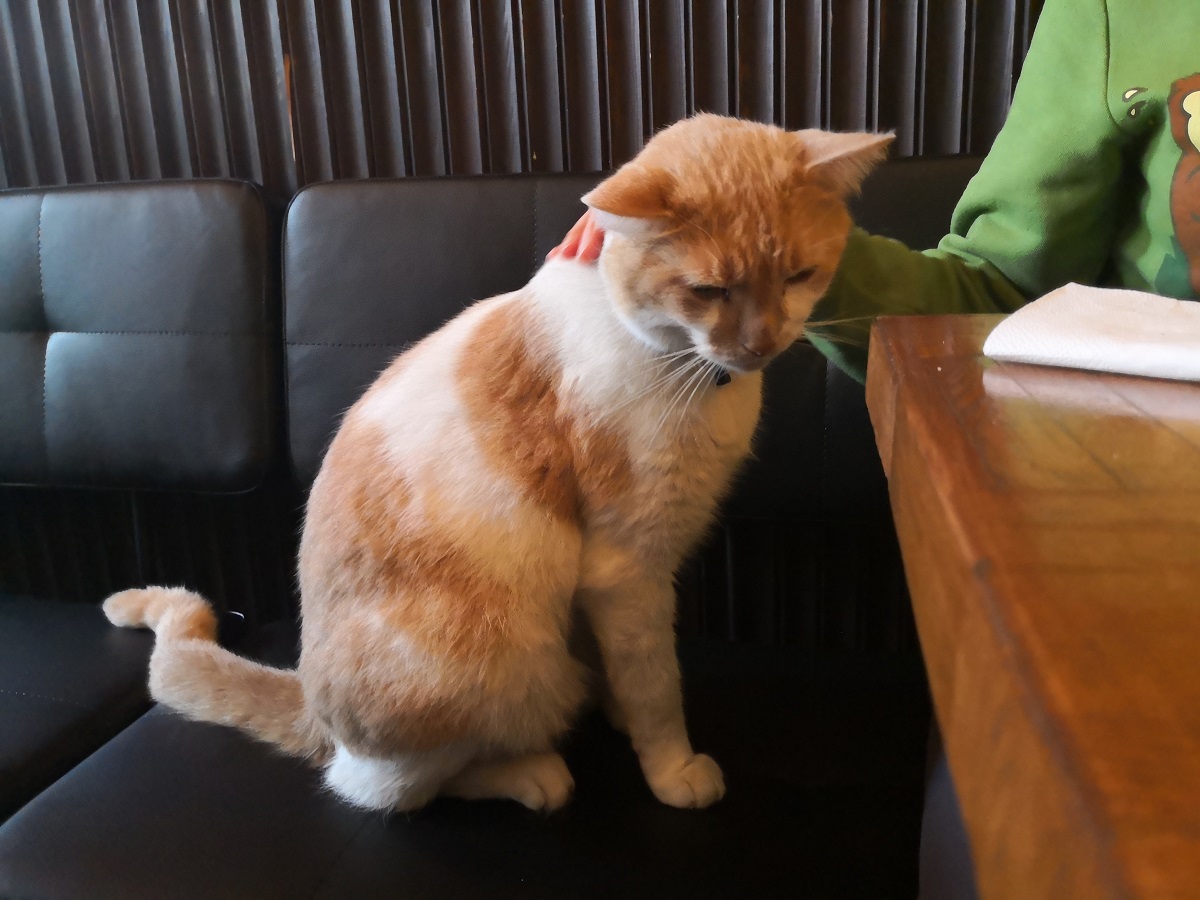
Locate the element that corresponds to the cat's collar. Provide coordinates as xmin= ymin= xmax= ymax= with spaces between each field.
xmin=714 ymin=367 xmax=732 ymax=386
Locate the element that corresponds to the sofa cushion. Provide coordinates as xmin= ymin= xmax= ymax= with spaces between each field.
xmin=0 ymin=180 xmax=276 ymax=491
xmin=0 ymin=598 xmax=152 ymax=821
xmin=0 ymin=621 xmax=929 ymax=898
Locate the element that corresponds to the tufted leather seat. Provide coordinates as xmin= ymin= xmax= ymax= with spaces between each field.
xmin=0 ymin=180 xmax=276 ymax=820
xmin=0 ymin=181 xmax=276 ymax=490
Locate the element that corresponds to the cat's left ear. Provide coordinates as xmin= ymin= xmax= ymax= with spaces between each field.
xmin=581 ymin=165 xmax=675 ymax=237
xmin=796 ymin=130 xmax=894 ymax=196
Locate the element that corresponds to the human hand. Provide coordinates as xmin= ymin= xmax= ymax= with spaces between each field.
xmin=547 ymin=209 xmax=605 ymax=262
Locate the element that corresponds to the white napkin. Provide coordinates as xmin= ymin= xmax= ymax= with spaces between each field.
xmin=982 ymin=283 xmax=1200 ymax=382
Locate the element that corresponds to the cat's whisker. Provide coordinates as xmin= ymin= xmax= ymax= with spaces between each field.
xmin=627 ymin=347 xmax=700 ymax=381
xmin=629 ymin=348 xmax=698 ymax=378
xmin=670 ymin=362 xmax=717 ymax=445
xmin=647 ymin=360 xmax=705 ymax=445
xmin=801 ymin=330 xmax=863 ymax=347
xmin=803 ymin=314 xmax=876 ymax=328
xmin=609 ymin=356 xmax=704 ymax=413
xmin=650 ymin=359 xmax=713 ymax=447
xmin=654 ymin=346 xmax=702 ymax=361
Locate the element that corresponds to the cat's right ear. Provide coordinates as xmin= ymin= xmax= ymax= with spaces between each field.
xmin=581 ymin=165 xmax=675 ymax=237
xmin=796 ymin=130 xmax=894 ymax=196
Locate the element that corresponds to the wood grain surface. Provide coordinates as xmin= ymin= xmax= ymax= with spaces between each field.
xmin=866 ymin=315 xmax=1200 ymax=900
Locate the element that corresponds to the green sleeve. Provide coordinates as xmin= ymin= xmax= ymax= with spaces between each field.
xmin=808 ymin=0 xmax=1126 ymax=383
xmin=806 ymin=230 xmax=1028 ymax=382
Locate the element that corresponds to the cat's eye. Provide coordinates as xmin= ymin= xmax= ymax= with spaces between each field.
xmin=786 ymin=267 xmax=818 ymax=284
xmin=691 ymin=284 xmax=729 ymax=302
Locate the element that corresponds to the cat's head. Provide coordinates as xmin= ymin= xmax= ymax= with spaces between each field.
xmin=582 ymin=115 xmax=892 ymax=374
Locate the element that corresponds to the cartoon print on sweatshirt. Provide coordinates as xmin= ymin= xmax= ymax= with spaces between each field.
xmin=1167 ymin=73 xmax=1200 ymax=294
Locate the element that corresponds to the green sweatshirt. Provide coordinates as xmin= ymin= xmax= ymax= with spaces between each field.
xmin=808 ymin=0 xmax=1200 ymax=382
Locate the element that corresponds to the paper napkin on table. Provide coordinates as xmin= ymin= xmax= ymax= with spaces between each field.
xmin=982 ymin=283 xmax=1200 ymax=382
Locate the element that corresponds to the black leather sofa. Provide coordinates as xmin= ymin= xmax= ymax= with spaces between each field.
xmin=0 ymin=158 xmax=980 ymax=899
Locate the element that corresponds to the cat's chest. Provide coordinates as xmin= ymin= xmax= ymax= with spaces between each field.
xmin=583 ymin=373 xmax=761 ymax=534
xmin=633 ymin=372 xmax=761 ymax=469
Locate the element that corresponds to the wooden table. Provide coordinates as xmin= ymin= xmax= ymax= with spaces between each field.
xmin=866 ymin=315 xmax=1200 ymax=900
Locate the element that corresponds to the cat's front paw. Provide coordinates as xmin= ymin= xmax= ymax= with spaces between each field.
xmin=646 ymin=753 xmax=726 ymax=809
xmin=512 ymin=752 xmax=576 ymax=812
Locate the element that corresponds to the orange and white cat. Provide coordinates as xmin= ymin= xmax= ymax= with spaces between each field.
xmin=104 ymin=115 xmax=891 ymax=813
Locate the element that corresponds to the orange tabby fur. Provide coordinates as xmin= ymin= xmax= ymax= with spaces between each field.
xmin=104 ymin=114 xmax=891 ymax=813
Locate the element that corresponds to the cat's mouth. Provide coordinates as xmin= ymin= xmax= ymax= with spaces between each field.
xmin=703 ymin=349 xmax=775 ymax=375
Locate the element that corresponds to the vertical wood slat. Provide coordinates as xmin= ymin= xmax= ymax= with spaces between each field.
xmin=876 ymin=0 xmax=919 ymax=155
xmin=356 ymin=1 xmax=405 ymax=177
xmin=827 ymin=0 xmax=871 ymax=132
xmin=515 ymin=0 xmax=563 ymax=172
xmin=210 ymin=2 xmax=261 ymax=187
xmin=138 ymin=0 xmax=191 ymax=178
xmin=107 ymin=2 xmax=162 ymax=179
xmin=646 ymin=0 xmax=687 ymax=133
xmin=475 ymin=1 xmax=521 ymax=173
xmin=173 ymin=0 xmax=230 ymax=178
xmin=38 ymin=0 xmax=95 ymax=183
xmin=398 ymin=0 xmax=448 ymax=175
xmin=0 ymin=2 xmax=1042 ymax=201
xmin=72 ymin=0 xmax=130 ymax=183
xmin=600 ymin=0 xmax=643 ymax=167
xmin=0 ymin=2 xmax=40 ymax=187
xmin=239 ymin=2 xmax=293 ymax=193
xmin=281 ymin=0 xmax=333 ymax=183
xmin=779 ymin=0 xmax=821 ymax=130
xmin=690 ymin=0 xmax=730 ymax=118
xmin=318 ymin=0 xmax=369 ymax=178
xmin=966 ymin=0 xmax=1016 ymax=154
xmin=920 ymin=0 xmax=968 ymax=155
xmin=6 ymin=1 xmax=68 ymax=184
xmin=733 ymin=0 xmax=774 ymax=124
xmin=559 ymin=0 xmax=601 ymax=171
xmin=435 ymin=0 xmax=483 ymax=173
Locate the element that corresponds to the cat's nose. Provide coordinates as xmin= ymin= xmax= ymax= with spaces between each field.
xmin=740 ymin=336 xmax=775 ymax=358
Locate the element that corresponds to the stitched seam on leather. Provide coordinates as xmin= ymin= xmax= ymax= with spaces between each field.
xmin=0 ymin=687 xmax=88 ymax=709
xmin=286 ymin=341 xmax=409 ymax=348
xmin=21 ymin=330 xmax=247 ymax=337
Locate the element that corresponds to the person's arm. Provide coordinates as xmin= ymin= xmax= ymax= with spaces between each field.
xmin=805 ymin=230 xmax=1027 ymax=380
xmin=809 ymin=0 xmax=1125 ymax=382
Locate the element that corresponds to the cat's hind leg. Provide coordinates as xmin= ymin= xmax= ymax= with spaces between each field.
xmin=324 ymin=743 xmax=474 ymax=812
xmin=442 ymin=752 xmax=574 ymax=812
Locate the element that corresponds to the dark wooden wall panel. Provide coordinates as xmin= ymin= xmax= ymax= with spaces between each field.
xmin=0 ymin=0 xmax=1044 ymax=196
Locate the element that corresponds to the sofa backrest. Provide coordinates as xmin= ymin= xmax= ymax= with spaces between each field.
xmin=0 ymin=181 xmax=276 ymax=492
xmin=283 ymin=157 xmax=982 ymax=520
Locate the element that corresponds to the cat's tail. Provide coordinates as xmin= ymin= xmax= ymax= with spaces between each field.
xmin=103 ymin=587 xmax=330 ymax=761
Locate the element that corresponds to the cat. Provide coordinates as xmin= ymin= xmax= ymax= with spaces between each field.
xmin=103 ymin=114 xmax=892 ymax=813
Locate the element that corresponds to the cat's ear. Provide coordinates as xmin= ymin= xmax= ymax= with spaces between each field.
xmin=796 ymin=130 xmax=894 ymax=196
xmin=581 ymin=165 xmax=675 ymax=237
